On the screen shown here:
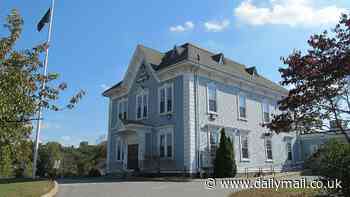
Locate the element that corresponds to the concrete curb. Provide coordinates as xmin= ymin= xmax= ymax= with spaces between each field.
xmin=41 ymin=180 xmax=59 ymax=197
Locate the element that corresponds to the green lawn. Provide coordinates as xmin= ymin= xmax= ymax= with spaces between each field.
xmin=230 ymin=188 xmax=320 ymax=197
xmin=0 ymin=179 xmax=54 ymax=197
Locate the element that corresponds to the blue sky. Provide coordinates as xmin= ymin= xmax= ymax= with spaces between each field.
xmin=1 ymin=0 xmax=349 ymax=146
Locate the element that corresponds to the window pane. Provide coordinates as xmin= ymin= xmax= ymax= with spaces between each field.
xmin=210 ymin=132 xmax=218 ymax=145
xmin=242 ymin=136 xmax=249 ymax=159
xmin=240 ymin=107 xmax=246 ymax=118
xmin=111 ymin=100 xmax=118 ymax=127
xmin=121 ymin=143 xmax=124 ymax=160
xmin=166 ymin=86 xmax=172 ymax=112
xmin=160 ymin=135 xmax=165 ymax=157
xmin=160 ymin=89 xmax=165 ymax=113
xmin=117 ymin=142 xmax=121 ymax=160
xmin=118 ymin=102 xmax=123 ymax=119
xmin=264 ymin=112 xmax=270 ymax=122
xmin=166 ymin=133 xmax=172 ymax=157
xmin=208 ymin=84 xmax=217 ymax=112
xmin=137 ymin=96 xmax=142 ymax=119
xmin=287 ymin=142 xmax=292 ymax=160
xmin=143 ymin=94 xmax=148 ymax=118
xmin=208 ymin=85 xmax=216 ymax=100
xmin=122 ymin=101 xmax=127 ymax=119
xmin=145 ymin=133 xmax=152 ymax=156
xmin=263 ymin=103 xmax=270 ymax=122
xmin=239 ymin=95 xmax=246 ymax=118
xmin=209 ymin=100 xmax=217 ymax=112
xmin=239 ymin=95 xmax=246 ymax=107
xmin=266 ymin=139 xmax=273 ymax=160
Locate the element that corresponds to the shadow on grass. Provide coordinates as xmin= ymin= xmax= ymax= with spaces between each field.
xmin=0 ymin=178 xmax=50 ymax=184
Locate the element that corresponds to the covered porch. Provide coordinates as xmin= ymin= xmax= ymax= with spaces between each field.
xmin=114 ymin=120 xmax=153 ymax=172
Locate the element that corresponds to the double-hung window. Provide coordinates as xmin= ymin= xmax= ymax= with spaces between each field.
xmin=240 ymin=134 xmax=249 ymax=160
xmin=118 ymin=99 xmax=128 ymax=120
xmin=159 ymin=83 xmax=174 ymax=114
xmin=262 ymin=102 xmax=270 ymax=123
xmin=158 ymin=127 xmax=174 ymax=159
xmin=207 ymin=83 xmax=217 ymax=114
xmin=265 ymin=137 xmax=273 ymax=161
xmin=238 ymin=94 xmax=247 ymax=119
xmin=210 ymin=131 xmax=220 ymax=145
xmin=136 ymin=91 xmax=149 ymax=120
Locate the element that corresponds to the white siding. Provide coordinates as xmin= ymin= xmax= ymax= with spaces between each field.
xmin=183 ymin=73 xmax=196 ymax=173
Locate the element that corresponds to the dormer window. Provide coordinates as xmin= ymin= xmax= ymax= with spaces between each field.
xmin=246 ymin=66 xmax=258 ymax=76
xmin=212 ymin=53 xmax=224 ymax=64
xmin=171 ymin=45 xmax=178 ymax=58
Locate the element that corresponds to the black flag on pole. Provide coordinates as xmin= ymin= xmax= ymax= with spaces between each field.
xmin=37 ymin=8 xmax=51 ymax=32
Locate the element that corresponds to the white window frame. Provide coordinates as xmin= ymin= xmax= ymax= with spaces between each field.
xmin=207 ymin=83 xmax=218 ymax=114
xmin=262 ymin=101 xmax=270 ymax=123
xmin=239 ymin=133 xmax=250 ymax=161
xmin=237 ymin=94 xmax=247 ymax=120
xmin=118 ymin=98 xmax=128 ymax=120
xmin=264 ymin=137 xmax=273 ymax=162
xmin=157 ymin=126 xmax=174 ymax=160
xmin=158 ymin=83 xmax=174 ymax=115
xmin=136 ymin=90 xmax=149 ymax=120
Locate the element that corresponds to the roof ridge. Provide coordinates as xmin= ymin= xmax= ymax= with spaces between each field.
xmin=183 ymin=42 xmax=247 ymax=67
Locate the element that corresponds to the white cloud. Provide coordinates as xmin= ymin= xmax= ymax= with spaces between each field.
xmin=169 ymin=21 xmax=194 ymax=32
xmin=234 ymin=0 xmax=346 ymax=27
xmin=204 ymin=19 xmax=230 ymax=32
xmin=100 ymin=84 xmax=110 ymax=91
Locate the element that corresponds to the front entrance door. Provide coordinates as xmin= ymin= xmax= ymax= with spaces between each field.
xmin=127 ymin=144 xmax=139 ymax=170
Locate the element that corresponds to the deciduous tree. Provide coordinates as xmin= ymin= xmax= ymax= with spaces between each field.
xmin=0 ymin=10 xmax=85 ymax=177
xmin=268 ymin=13 xmax=350 ymax=142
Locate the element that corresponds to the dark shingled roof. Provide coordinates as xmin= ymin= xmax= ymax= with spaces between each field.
xmin=102 ymin=80 xmax=123 ymax=96
xmin=103 ymin=42 xmax=287 ymax=96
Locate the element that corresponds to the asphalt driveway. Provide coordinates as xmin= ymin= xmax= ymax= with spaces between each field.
xmin=56 ymin=178 xmax=236 ymax=197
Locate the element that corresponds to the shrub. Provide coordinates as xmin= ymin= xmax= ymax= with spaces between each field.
xmin=305 ymin=139 xmax=350 ymax=196
xmin=88 ymin=168 xmax=101 ymax=177
xmin=214 ymin=128 xmax=236 ymax=178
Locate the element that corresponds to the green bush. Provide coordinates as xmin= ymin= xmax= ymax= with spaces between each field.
xmin=214 ymin=128 xmax=237 ymax=178
xmin=305 ymin=139 xmax=350 ymax=196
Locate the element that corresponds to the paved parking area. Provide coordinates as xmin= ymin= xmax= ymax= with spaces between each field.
xmin=56 ymin=173 xmax=314 ymax=197
xmin=56 ymin=179 xmax=236 ymax=197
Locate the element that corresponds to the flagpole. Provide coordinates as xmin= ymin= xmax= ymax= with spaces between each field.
xmin=32 ymin=0 xmax=55 ymax=179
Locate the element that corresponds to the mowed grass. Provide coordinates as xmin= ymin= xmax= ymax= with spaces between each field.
xmin=230 ymin=188 xmax=320 ymax=197
xmin=0 ymin=179 xmax=54 ymax=197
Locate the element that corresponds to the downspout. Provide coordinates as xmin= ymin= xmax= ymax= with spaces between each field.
xmin=194 ymin=68 xmax=200 ymax=175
